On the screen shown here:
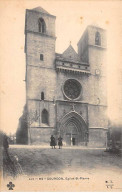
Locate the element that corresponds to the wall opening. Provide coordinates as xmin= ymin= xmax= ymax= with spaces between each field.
xmin=95 ymin=31 xmax=101 ymax=46
xmin=40 ymin=54 xmax=44 ymax=61
xmin=42 ymin=109 xmax=49 ymax=125
xmin=41 ymin=92 xmax=44 ymax=100
xmin=38 ymin=18 xmax=46 ymax=33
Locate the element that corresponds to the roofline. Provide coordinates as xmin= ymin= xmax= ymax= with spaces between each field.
xmin=77 ymin=27 xmax=88 ymax=46
xmin=62 ymin=44 xmax=78 ymax=55
xmin=88 ymin=25 xmax=106 ymax=31
xmin=55 ymin=53 xmax=62 ymax=56
xmin=26 ymin=9 xmax=56 ymax=19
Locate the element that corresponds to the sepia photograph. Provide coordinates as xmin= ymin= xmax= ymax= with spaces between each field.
xmin=0 ymin=0 xmax=122 ymax=192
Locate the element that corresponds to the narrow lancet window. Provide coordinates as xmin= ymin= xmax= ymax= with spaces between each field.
xmin=42 ymin=109 xmax=49 ymax=125
xmin=41 ymin=92 xmax=44 ymax=100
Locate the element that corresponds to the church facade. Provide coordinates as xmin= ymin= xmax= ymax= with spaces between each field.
xmin=25 ymin=7 xmax=108 ymax=147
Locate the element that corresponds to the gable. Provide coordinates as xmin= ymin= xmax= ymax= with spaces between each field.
xmin=32 ymin=7 xmax=50 ymax=14
xmin=62 ymin=45 xmax=80 ymax=62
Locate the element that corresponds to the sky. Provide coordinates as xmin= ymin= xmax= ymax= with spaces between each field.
xmin=0 ymin=0 xmax=122 ymax=134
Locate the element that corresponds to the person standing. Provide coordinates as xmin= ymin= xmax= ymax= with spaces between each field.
xmin=50 ymin=135 xmax=56 ymax=149
xmin=58 ymin=136 xmax=63 ymax=149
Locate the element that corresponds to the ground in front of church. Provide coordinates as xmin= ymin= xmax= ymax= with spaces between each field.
xmin=6 ymin=145 xmax=122 ymax=177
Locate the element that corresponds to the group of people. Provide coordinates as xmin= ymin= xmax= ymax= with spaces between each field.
xmin=50 ymin=135 xmax=63 ymax=149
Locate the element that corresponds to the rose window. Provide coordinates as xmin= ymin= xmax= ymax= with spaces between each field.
xmin=63 ymin=79 xmax=81 ymax=100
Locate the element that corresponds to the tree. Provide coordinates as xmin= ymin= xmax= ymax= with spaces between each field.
xmin=16 ymin=104 xmax=40 ymax=144
xmin=27 ymin=109 xmax=39 ymax=144
xmin=16 ymin=105 xmax=28 ymax=144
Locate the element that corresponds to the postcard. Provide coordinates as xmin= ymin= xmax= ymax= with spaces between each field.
xmin=0 ymin=0 xmax=122 ymax=192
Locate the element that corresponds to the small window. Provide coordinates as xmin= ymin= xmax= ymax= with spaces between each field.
xmin=38 ymin=18 xmax=46 ymax=33
xmin=42 ymin=109 xmax=49 ymax=125
xmin=41 ymin=92 xmax=44 ymax=100
xmin=95 ymin=31 xmax=101 ymax=46
xmin=40 ymin=54 xmax=43 ymax=61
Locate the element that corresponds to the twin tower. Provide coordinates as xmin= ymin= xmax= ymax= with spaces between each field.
xmin=25 ymin=7 xmax=108 ymax=147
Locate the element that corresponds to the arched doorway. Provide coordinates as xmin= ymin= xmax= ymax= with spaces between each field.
xmin=59 ymin=111 xmax=88 ymax=146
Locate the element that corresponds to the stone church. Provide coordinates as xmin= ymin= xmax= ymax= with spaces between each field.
xmin=24 ymin=7 xmax=108 ymax=147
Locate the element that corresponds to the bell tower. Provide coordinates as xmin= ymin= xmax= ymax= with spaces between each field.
xmin=77 ymin=25 xmax=108 ymax=147
xmin=25 ymin=7 xmax=56 ymax=100
xmin=25 ymin=7 xmax=57 ymax=144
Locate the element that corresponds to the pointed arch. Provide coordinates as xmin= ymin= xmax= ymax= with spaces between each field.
xmin=95 ymin=31 xmax=101 ymax=46
xmin=41 ymin=109 xmax=49 ymax=125
xmin=60 ymin=111 xmax=87 ymax=128
xmin=38 ymin=18 xmax=46 ymax=33
xmin=59 ymin=111 xmax=88 ymax=144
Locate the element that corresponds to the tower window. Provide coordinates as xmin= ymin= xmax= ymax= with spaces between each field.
xmin=41 ymin=92 xmax=44 ymax=100
xmin=38 ymin=18 xmax=46 ymax=33
xmin=95 ymin=31 xmax=101 ymax=46
xmin=42 ymin=109 xmax=49 ymax=125
xmin=40 ymin=54 xmax=44 ymax=61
